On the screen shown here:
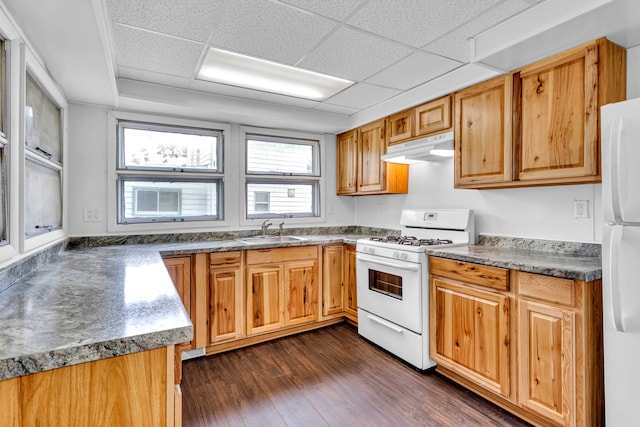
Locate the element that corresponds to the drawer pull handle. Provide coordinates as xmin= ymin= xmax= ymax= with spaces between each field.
xmin=367 ymin=315 xmax=403 ymax=334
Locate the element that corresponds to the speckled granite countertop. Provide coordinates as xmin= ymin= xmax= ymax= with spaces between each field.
xmin=426 ymin=235 xmax=602 ymax=282
xmin=0 ymin=234 xmax=367 ymax=381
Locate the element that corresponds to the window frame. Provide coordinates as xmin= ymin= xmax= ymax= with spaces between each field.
xmin=108 ymin=111 xmax=230 ymax=232
xmin=241 ymin=126 xmax=325 ymax=224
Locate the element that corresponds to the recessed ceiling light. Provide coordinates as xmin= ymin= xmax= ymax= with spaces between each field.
xmin=197 ymin=48 xmax=353 ymax=101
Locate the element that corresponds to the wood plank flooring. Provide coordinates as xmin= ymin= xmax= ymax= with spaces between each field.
xmin=182 ymin=323 xmax=530 ymax=427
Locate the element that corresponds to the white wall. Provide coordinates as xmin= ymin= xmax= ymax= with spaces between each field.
xmin=66 ymin=103 xmax=355 ymax=236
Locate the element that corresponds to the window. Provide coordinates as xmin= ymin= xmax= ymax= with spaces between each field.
xmin=116 ymin=121 xmax=223 ymax=224
xmin=245 ymin=133 xmax=320 ymax=219
xmin=24 ymin=69 xmax=63 ymax=239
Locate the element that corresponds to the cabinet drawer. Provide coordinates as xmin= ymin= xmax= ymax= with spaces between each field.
xmin=429 ymin=257 xmax=509 ymax=291
xmin=517 ymin=271 xmax=574 ymax=307
xmin=210 ymin=251 xmax=242 ymax=267
xmin=246 ymin=246 xmax=318 ymax=265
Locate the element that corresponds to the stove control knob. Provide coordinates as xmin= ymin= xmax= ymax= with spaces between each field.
xmin=363 ymin=246 xmax=374 ymax=254
xmin=392 ymin=251 xmax=407 ymax=260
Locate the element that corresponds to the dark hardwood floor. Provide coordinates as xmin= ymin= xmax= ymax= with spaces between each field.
xmin=182 ymin=323 xmax=530 ymax=427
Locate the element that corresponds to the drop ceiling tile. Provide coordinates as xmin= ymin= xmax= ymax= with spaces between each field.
xmin=107 ymin=0 xmax=218 ymax=42
xmin=347 ymin=0 xmax=503 ymax=47
xmin=423 ymin=0 xmax=535 ymax=62
xmin=119 ymin=67 xmax=191 ymax=88
xmin=190 ymin=79 xmax=263 ymax=99
xmin=206 ymin=0 xmax=336 ymax=65
xmin=366 ymin=51 xmax=463 ymax=90
xmin=112 ymin=24 xmax=204 ymax=78
xmin=256 ymin=92 xmax=320 ymax=108
xmin=277 ymin=0 xmax=365 ymax=21
xmin=299 ymin=27 xmax=413 ymax=81
xmin=314 ymin=103 xmax=359 ymax=115
xmin=324 ymin=83 xmax=400 ymax=109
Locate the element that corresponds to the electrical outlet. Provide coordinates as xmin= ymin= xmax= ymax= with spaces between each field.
xmin=84 ymin=208 xmax=102 ymax=223
xmin=573 ymin=200 xmax=589 ymax=219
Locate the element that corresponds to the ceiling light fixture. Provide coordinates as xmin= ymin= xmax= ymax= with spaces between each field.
xmin=197 ymin=48 xmax=353 ymax=101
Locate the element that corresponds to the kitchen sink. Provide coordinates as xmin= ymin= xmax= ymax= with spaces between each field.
xmin=236 ymin=235 xmax=309 ymax=245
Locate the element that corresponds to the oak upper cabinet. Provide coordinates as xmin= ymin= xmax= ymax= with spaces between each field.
xmin=387 ymin=95 xmax=452 ymax=145
xmin=163 ymin=256 xmax=194 ymax=350
xmin=516 ymin=271 xmax=603 ymax=427
xmin=514 ymin=38 xmax=626 ymax=184
xmin=430 ymin=258 xmax=511 ymax=398
xmin=337 ymin=118 xmax=408 ymax=195
xmin=209 ymin=252 xmax=244 ymax=344
xmin=343 ymin=244 xmax=358 ymax=323
xmin=246 ymin=246 xmax=319 ymax=336
xmin=337 ymin=129 xmax=358 ymax=195
xmin=322 ymin=245 xmax=344 ymax=317
xmin=454 ymin=74 xmax=513 ymax=188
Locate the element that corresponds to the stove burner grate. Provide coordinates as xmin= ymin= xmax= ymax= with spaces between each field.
xmin=370 ymin=236 xmax=454 ymax=246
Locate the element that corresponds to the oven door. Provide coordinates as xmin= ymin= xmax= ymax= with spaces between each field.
xmin=356 ymin=252 xmax=422 ymax=333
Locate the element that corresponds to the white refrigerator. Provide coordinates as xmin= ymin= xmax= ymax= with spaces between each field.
xmin=601 ymin=98 xmax=640 ymax=426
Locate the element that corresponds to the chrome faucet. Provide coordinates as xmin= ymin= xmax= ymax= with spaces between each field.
xmin=278 ymin=221 xmax=285 ymax=237
xmin=261 ymin=219 xmax=273 ymax=236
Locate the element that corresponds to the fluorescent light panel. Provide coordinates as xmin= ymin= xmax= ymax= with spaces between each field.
xmin=198 ymin=48 xmax=353 ymax=101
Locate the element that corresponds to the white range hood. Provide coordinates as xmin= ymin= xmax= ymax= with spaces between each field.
xmin=381 ymin=131 xmax=454 ymax=164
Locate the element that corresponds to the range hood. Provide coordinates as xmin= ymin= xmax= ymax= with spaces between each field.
xmin=381 ymin=131 xmax=454 ymax=164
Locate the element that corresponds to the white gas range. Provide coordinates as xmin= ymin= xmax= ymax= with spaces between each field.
xmin=356 ymin=209 xmax=474 ymax=370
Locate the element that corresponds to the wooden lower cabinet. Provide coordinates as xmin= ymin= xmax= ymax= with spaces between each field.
xmin=0 ymin=346 xmax=179 ymax=427
xmin=209 ymin=252 xmax=244 ymax=343
xmin=430 ymin=257 xmax=603 ymax=427
xmin=163 ymin=256 xmax=193 ymax=350
xmin=322 ymin=245 xmax=344 ymax=317
xmin=430 ymin=276 xmax=511 ymax=398
xmin=246 ymin=246 xmax=319 ymax=337
xmin=344 ymin=244 xmax=358 ymax=323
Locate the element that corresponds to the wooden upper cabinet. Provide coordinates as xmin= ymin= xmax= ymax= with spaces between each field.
xmin=514 ymin=38 xmax=626 ymax=184
xmin=386 ymin=95 xmax=452 ymax=145
xmin=358 ymin=119 xmax=387 ymax=193
xmin=454 ymin=74 xmax=513 ymax=188
xmin=387 ymin=109 xmax=413 ymax=145
xmin=337 ymin=118 xmax=408 ymax=196
xmin=415 ymin=95 xmax=452 ymax=137
xmin=337 ymin=129 xmax=358 ymax=195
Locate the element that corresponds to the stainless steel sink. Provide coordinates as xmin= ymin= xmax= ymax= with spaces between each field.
xmin=236 ymin=235 xmax=308 ymax=245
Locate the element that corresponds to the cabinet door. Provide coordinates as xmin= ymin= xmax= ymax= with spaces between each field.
xmin=209 ymin=267 xmax=244 ymax=343
xmin=454 ymin=75 xmax=513 ymax=188
xmin=415 ymin=95 xmax=451 ymax=137
xmin=164 ymin=256 xmax=193 ymax=349
xmin=344 ymin=244 xmax=358 ymax=321
xmin=516 ymin=42 xmax=599 ymax=182
xmin=337 ymin=129 xmax=358 ymax=195
xmin=431 ymin=277 xmax=510 ymax=397
xmin=518 ymin=299 xmax=575 ymax=426
xmin=322 ymin=245 xmax=344 ymax=316
xmin=246 ymin=265 xmax=284 ymax=335
xmin=358 ymin=119 xmax=387 ymax=193
xmin=387 ymin=109 xmax=413 ymax=145
xmin=285 ymin=260 xmax=318 ymax=326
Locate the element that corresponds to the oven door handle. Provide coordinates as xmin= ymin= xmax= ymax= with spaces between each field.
xmin=356 ymin=253 xmax=420 ymax=271
xmin=367 ymin=315 xmax=404 ymax=334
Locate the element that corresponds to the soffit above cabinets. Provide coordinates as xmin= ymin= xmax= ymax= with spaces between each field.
xmin=2 ymin=0 xmax=640 ymax=133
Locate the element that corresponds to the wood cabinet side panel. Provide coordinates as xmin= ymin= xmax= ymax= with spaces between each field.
xmin=19 ymin=348 xmax=168 ymax=427
xmin=0 ymin=377 xmax=20 ymax=427
xmin=344 ymin=245 xmax=358 ymax=319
